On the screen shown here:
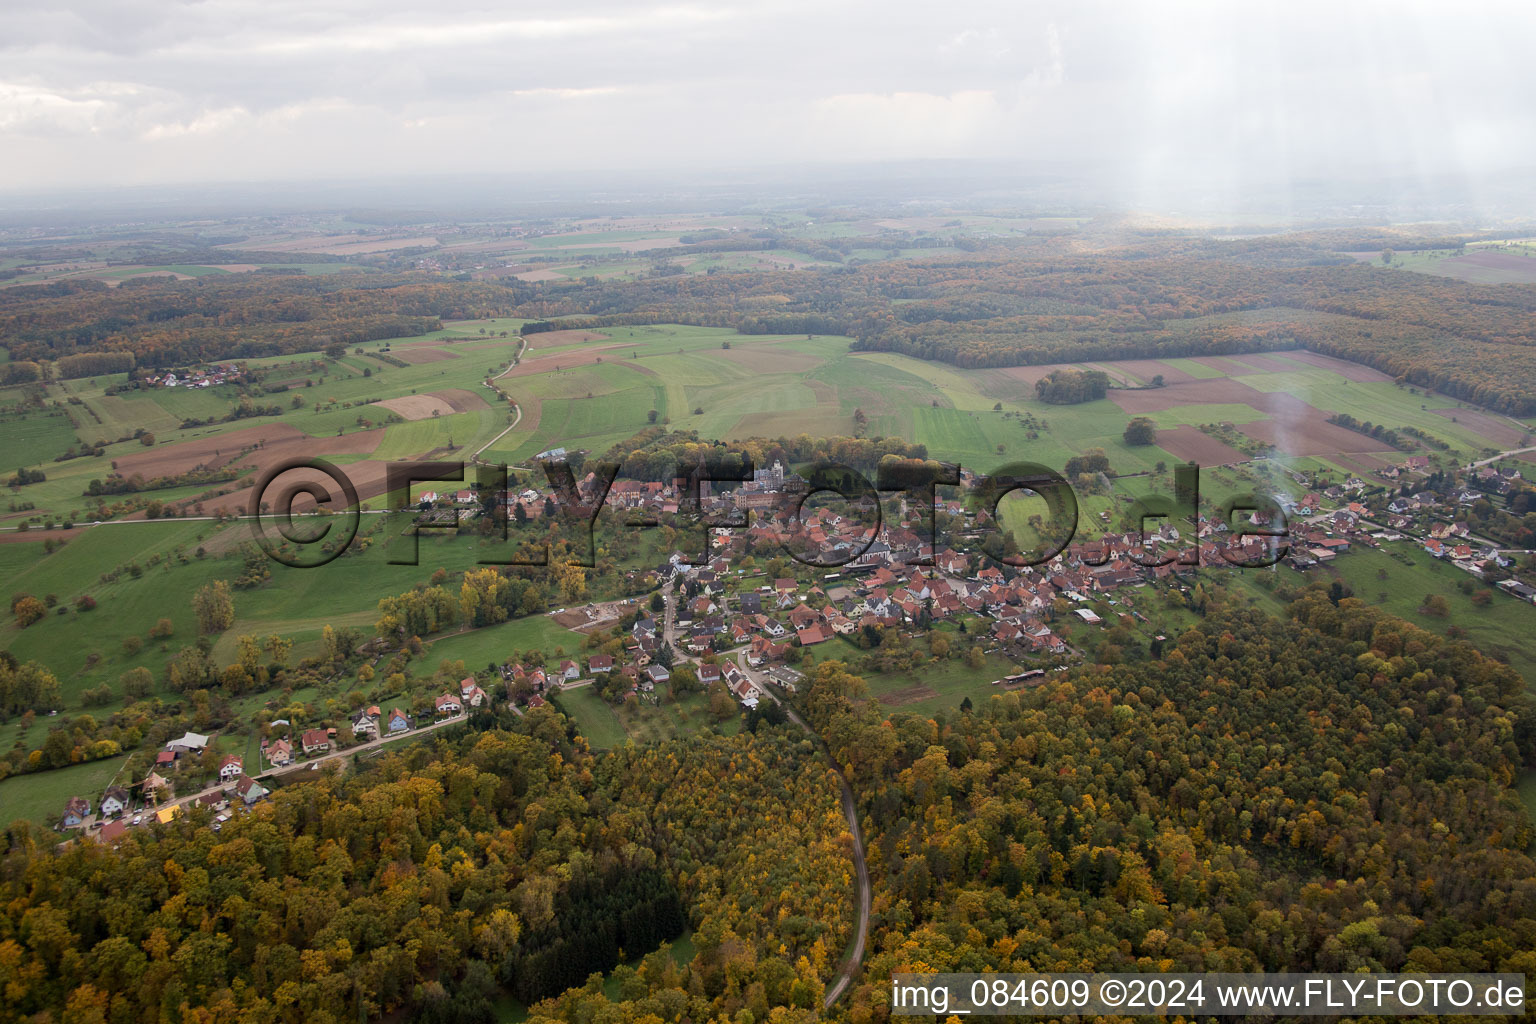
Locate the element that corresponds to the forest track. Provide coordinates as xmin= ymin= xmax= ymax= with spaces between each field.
xmin=732 ymin=649 xmax=870 ymax=1010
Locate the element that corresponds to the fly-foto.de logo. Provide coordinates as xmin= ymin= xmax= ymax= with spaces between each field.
xmin=247 ymin=456 xmax=1289 ymax=570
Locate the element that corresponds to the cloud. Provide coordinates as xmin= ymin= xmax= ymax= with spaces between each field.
xmin=0 ymin=0 xmax=1533 ymax=202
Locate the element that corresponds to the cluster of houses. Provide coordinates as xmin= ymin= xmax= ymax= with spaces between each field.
xmin=501 ymin=644 xmax=771 ymax=711
xmin=1279 ymin=473 xmax=1529 ymax=593
xmin=55 ymin=450 xmax=1534 ymax=833
xmin=262 ymin=706 xmax=422 ymax=766
xmin=143 ymin=363 xmax=241 ymax=389
xmin=60 ymin=735 xmax=271 ymax=838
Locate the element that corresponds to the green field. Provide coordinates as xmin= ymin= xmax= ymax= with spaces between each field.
xmin=1302 ymin=545 xmax=1536 ymax=687
xmin=424 ymin=615 xmax=583 ymax=671
xmin=9 ymin=317 xmax=1526 ymax=536
xmin=553 ymin=679 xmax=741 ymax=750
xmin=552 ymin=685 xmax=627 ymax=749
xmin=0 ymin=404 xmax=81 ymax=468
xmin=0 ymin=754 xmax=128 ymax=828
xmin=6 ymin=316 xmax=1536 ymax=825
xmin=795 ymin=637 xmax=1026 ymax=718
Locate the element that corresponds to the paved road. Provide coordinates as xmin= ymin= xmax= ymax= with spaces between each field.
xmin=1467 ymin=444 xmax=1536 ymax=471
xmin=473 ymin=335 xmax=530 ymax=463
xmin=131 ymin=713 xmax=470 ymax=823
xmin=661 ymin=576 xmax=678 ymax=647
xmin=733 ymin=650 xmax=871 ymax=1010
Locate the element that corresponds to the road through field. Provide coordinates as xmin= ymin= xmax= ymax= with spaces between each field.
xmin=473 ymin=334 xmax=530 ymax=463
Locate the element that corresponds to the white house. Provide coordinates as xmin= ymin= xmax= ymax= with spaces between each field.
xmin=100 ymin=786 xmax=130 ymax=818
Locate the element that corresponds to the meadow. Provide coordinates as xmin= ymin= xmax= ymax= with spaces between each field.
xmin=1299 ymin=544 xmax=1536 ymax=687
xmin=5 ymin=314 xmax=1536 ymax=828
xmin=855 ymin=650 xmax=1031 ymax=717
xmin=10 ymin=314 xmax=1527 ymax=535
xmin=553 ymin=680 xmax=740 ymax=750
xmin=0 ymin=754 xmax=128 ymax=827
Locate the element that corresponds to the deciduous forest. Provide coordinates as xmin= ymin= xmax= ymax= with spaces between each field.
xmin=2 ymin=589 xmax=1531 ymax=1022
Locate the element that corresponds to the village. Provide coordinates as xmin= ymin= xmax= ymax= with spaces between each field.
xmin=54 ymin=446 xmax=1536 ymax=836
xmin=139 ymin=363 xmax=243 ymax=389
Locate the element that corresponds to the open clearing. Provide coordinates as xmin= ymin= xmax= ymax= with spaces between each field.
xmin=1273 ymin=350 xmax=1395 ymax=381
xmin=1108 ymin=377 xmax=1397 ymax=457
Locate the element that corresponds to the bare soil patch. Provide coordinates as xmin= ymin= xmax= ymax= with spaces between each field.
xmin=880 ymin=684 xmax=940 ymax=707
xmin=197 ymin=458 xmax=395 ymax=516
xmin=1108 ymin=377 xmax=1261 ymax=414
xmin=437 ymin=388 xmax=489 ymax=413
xmin=1154 ymin=424 xmax=1248 ymax=466
xmin=1190 ymin=355 xmax=1259 ymax=376
xmin=0 ymin=530 xmax=57 ymax=545
xmin=114 ymin=424 xmax=308 ymax=478
xmin=114 ymin=423 xmax=386 ymax=482
xmin=1110 ymin=378 xmax=1396 ymax=458
xmin=1223 ymin=352 xmax=1296 ymax=372
xmin=373 ymin=394 xmax=456 ymax=420
xmin=505 ymin=344 xmax=629 ymax=379
xmin=1429 ymin=251 xmax=1536 ymax=285
xmin=1239 ymin=417 xmax=1396 ymax=457
xmin=1330 ymin=453 xmax=1392 ymax=473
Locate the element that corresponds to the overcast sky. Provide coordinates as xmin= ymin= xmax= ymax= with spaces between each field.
xmin=2 ymin=0 xmax=1533 ymax=205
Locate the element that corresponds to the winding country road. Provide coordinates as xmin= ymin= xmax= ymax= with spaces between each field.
xmin=805 ymin=706 xmax=872 ymax=1011
xmin=473 ymin=334 xmax=530 ymax=463
xmin=1467 ymin=444 xmax=1536 ymax=471
xmin=732 ymin=650 xmax=871 ymax=1010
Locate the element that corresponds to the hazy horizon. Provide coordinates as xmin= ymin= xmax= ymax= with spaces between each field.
xmin=4 ymin=1 xmax=1535 ymax=219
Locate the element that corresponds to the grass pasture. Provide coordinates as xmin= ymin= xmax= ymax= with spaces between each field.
xmin=0 ymin=754 xmax=129 ymax=828
xmin=1307 ymin=545 xmax=1536 ymax=688
xmin=858 ymin=650 xmax=1026 ymax=717
xmin=551 ymin=685 xmax=627 ymax=749
xmin=14 ymin=316 xmax=1524 ymax=533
